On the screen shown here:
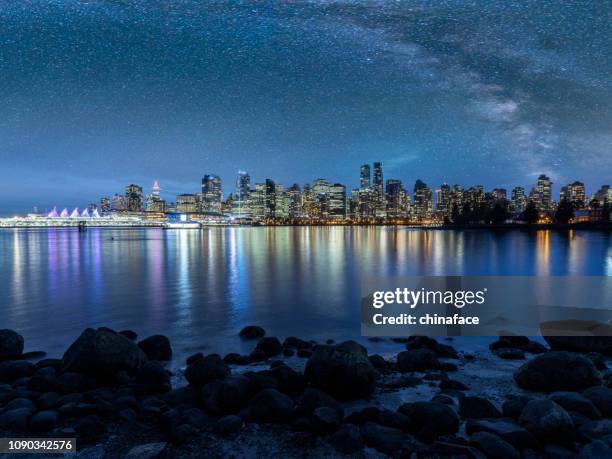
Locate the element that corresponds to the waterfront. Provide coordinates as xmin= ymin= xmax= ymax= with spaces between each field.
xmin=1 ymin=227 xmax=610 ymax=367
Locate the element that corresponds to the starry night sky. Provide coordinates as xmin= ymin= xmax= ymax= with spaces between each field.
xmin=0 ymin=0 xmax=610 ymax=214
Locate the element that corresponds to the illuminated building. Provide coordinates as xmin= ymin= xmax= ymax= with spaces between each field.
xmin=125 ymin=184 xmax=143 ymax=212
xmin=176 ymin=194 xmax=198 ymax=213
xmin=511 ymin=186 xmax=527 ymax=216
xmin=360 ymin=164 xmax=371 ymax=190
xmin=201 ymin=174 xmax=223 ymax=214
xmin=414 ymin=179 xmax=433 ymax=221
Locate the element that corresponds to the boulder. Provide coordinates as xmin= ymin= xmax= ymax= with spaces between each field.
xmin=398 ymin=401 xmax=460 ymax=442
xmin=255 ymin=337 xmax=282 ymax=358
xmin=214 ymin=415 xmax=243 ymax=435
xmin=577 ymin=419 xmax=612 ymax=443
xmin=327 ymin=423 xmax=364 ymax=454
xmin=135 ymin=360 xmax=171 ymax=393
xmin=138 ymin=335 xmax=172 ymax=361
xmin=459 ymin=396 xmax=503 ymax=419
xmin=549 ymin=392 xmax=601 ymax=420
xmin=470 ymin=431 xmax=520 ymax=459
xmin=184 ymin=354 xmax=230 ymax=388
xmin=518 ymin=399 xmax=575 ymax=446
xmin=124 ymin=442 xmax=167 ymax=459
xmin=514 ymin=352 xmax=601 ymax=392
xmin=582 ymin=386 xmax=612 ymax=418
xmin=502 ymin=395 xmax=532 ymax=419
xmin=283 ymin=336 xmax=312 ymax=349
xmin=223 ymin=353 xmax=250 ymax=365
xmin=3 ymin=397 xmax=36 ymax=413
xmin=579 ymin=440 xmax=612 ymax=459
xmin=304 ymin=341 xmax=377 ymax=401
xmin=55 ymin=372 xmax=85 ymax=394
xmin=361 ymin=422 xmax=410 ymax=455
xmin=29 ymin=410 xmax=58 ymax=433
xmin=241 ymin=388 xmax=294 ymax=423
xmin=270 ymin=363 xmax=306 ymax=395
xmin=543 ymin=335 xmax=612 ymax=356
xmin=465 ymin=418 xmax=540 ymax=451
xmin=0 ymin=360 xmax=35 ymax=382
xmin=239 ymin=325 xmax=266 ymax=339
xmin=296 ymin=388 xmax=344 ymax=419
xmin=201 ymin=375 xmax=250 ymax=415
xmin=186 ymin=352 xmax=204 ymax=366
xmin=74 ymin=414 xmax=106 ymax=440
xmin=163 ymin=387 xmax=200 ymax=406
xmin=27 ymin=366 xmax=56 ymax=392
xmin=0 ymin=330 xmax=24 ymax=360
xmin=311 ymin=406 xmax=341 ymax=433
xmin=405 ymin=335 xmax=458 ymax=358
xmin=495 ymin=348 xmax=526 ymax=360
xmin=0 ymin=408 xmax=31 ymax=431
xmin=61 ymin=328 xmax=147 ymax=376
xmin=397 ymin=348 xmax=440 ymax=372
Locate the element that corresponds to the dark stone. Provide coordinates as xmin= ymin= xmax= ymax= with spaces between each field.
xmin=223 ymin=353 xmax=250 ymax=365
xmin=74 ymin=414 xmax=106 ymax=440
xmin=586 ymin=352 xmax=608 ymax=370
xmin=27 ymin=367 xmax=56 ymax=392
xmin=470 ymin=431 xmax=520 ymax=459
xmin=29 ymin=410 xmax=58 ymax=433
xmin=55 ymin=372 xmax=85 ymax=394
xmin=406 ymin=336 xmax=458 ymax=358
xmin=119 ymin=408 xmax=137 ymax=422
xmin=124 ymin=442 xmax=167 ymax=459
xmin=430 ymin=441 xmax=487 ymax=459
xmin=135 ymin=360 xmax=170 ymax=393
xmin=459 ymin=396 xmax=503 ymax=419
xmin=283 ymin=348 xmax=295 ymax=357
xmin=514 ymin=351 xmax=602 ymax=392
xmin=37 ymin=392 xmax=60 ymax=410
xmin=465 ymin=418 xmax=540 ymax=451
xmin=283 ymin=336 xmax=312 ymax=349
xmin=304 ymin=341 xmax=377 ymax=401
xmin=241 ymin=388 xmax=294 ymax=423
xmin=361 ymin=422 xmax=410 ymax=455
xmin=440 ymin=378 xmax=469 ymax=390
xmin=4 ymin=397 xmax=36 ymax=413
xmin=182 ymin=407 xmax=210 ymax=428
xmin=114 ymin=395 xmax=138 ymax=411
xmin=296 ymin=388 xmax=344 ymax=419
xmin=311 ymin=406 xmax=341 ymax=433
xmin=502 ymin=395 xmax=532 ymax=419
xmin=21 ymin=351 xmax=47 ymax=360
xmin=376 ymin=409 xmax=410 ymax=431
xmin=343 ymin=407 xmax=380 ymax=426
xmin=519 ymin=399 xmax=574 ymax=446
xmin=432 ymin=394 xmax=455 ymax=405
xmin=368 ymin=354 xmax=389 ymax=369
xmin=0 ymin=408 xmax=31 ymax=431
xmin=297 ymin=349 xmax=312 ymax=358
xmin=582 ymin=386 xmax=612 ymax=418
xmin=244 ymin=370 xmax=279 ymax=395
xmin=0 ymin=360 xmax=34 ymax=382
xmin=397 ymin=348 xmax=440 ymax=372
xmin=398 ymin=401 xmax=460 ymax=442
xmin=0 ymin=330 xmax=24 ymax=360
xmin=543 ymin=444 xmax=576 ymax=459
xmin=163 ymin=387 xmax=200 ymax=406
xmin=138 ymin=335 xmax=172 ymax=361
xmin=36 ymin=358 xmax=62 ymax=370
xmin=578 ymin=419 xmax=612 ymax=443
xmin=239 ymin=325 xmax=266 ymax=340
xmin=255 ymin=337 xmax=282 ymax=357
xmin=327 ymin=423 xmax=364 ymax=454
xmin=171 ymin=423 xmax=196 ymax=444
xmin=186 ymin=352 xmax=204 ymax=366
xmin=119 ymin=330 xmax=138 ymax=341
xmin=248 ymin=349 xmax=266 ymax=362
xmin=270 ymin=363 xmax=306 ymax=395
xmin=549 ymin=391 xmax=602 ymax=420
xmin=184 ymin=354 xmax=230 ymax=388
xmin=201 ymin=375 xmax=250 ymax=416
xmin=214 ymin=414 xmax=243 ymax=435
xmin=496 ymin=348 xmax=526 ymax=360
xmin=61 ymin=328 xmax=147 ymax=376
xmin=543 ymin=336 xmax=612 ymax=356
xmin=579 ymin=440 xmax=612 ymax=459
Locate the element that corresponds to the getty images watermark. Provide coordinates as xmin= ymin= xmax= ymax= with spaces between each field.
xmin=361 ymin=276 xmax=612 ymax=337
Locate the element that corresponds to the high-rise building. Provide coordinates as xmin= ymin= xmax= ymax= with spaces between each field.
xmin=176 ymin=194 xmax=198 ymax=213
xmin=560 ymin=181 xmax=586 ymax=209
xmin=201 ymin=174 xmax=222 ymax=214
xmin=329 ymin=183 xmax=347 ymax=219
xmin=593 ymin=185 xmax=611 ymax=206
xmin=287 ymin=184 xmax=302 ymax=219
xmin=492 ymin=188 xmax=507 ymax=202
xmin=511 ymin=187 xmax=527 ymax=216
xmin=100 ymin=197 xmax=111 ymax=213
xmin=414 ymin=179 xmax=433 ymax=221
xmin=146 ymin=181 xmax=166 ymax=212
xmin=385 ymin=179 xmax=405 ymax=218
xmin=249 ymin=183 xmax=266 ymax=220
xmin=235 ymin=171 xmax=251 ymax=218
xmin=275 ymin=184 xmax=289 ymax=219
xmin=125 ymin=184 xmax=143 ymax=212
xmin=435 ymin=183 xmax=451 ymax=217
xmin=372 ymin=162 xmax=384 ymax=216
xmin=360 ymin=164 xmax=371 ymax=190
xmin=265 ymin=179 xmax=276 ymax=219
xmin=534 ymin=174 xmax=553 ymax=212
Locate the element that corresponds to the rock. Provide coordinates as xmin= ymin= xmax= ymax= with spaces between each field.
xmin=297 ymin=349 xmax=312 ymax=358
xmin=241 ymin=388 xmax=294 ymax=423
xmin=496 ymin=348 xmax=526 ymax=360
xmin=223 ymin=353 xmax=250 ymax=365
xmin=138 ymin=335 xmax=172 ymax=361
xmin=543 ymin=444 xmax=576 ymax=459
xmin=36 ymin=358 xmax=62 ymax=370
xmin=0 ymin=360 xmax=34 ymax=382
xmin=470 ymin=431 xmax=520 ymax=459
xmin=432 ymin=394 xmax=455 ymax=405
xmin=398 ymin=401 xmax=460 ymax=442
xmin=75 ymin=414 xmax=106 ymax=440
xmin=296 ymin=388 xmax=344 ymax=419
xmin=239 ymin=325 xmax=266 ymax=339
xmin=270 ymin=363 xmax=306 ymax=395
xmin=171 ymin=423 xmax=196 ymax=444
xmin=587 ymin=352 xmax=608 ymax=370
xmin=430 ymin=441 xmax=487 ymax=459
xmin=29 ymin=410 xmax=58 ymax=433
xmin=201 ymin=375 xmax=250 ymax=416
xmin=255 ymin=337 xmax=282 ymax=357
xmin=465 ymin=418 xmax=540 ymax=451
xmin=368 ymin=354 xmax=389 ymax=369
xmin=135 ymin=360 xmax=170 ymax=393
xmin=405 ymin=336 xmax=458 ymax=358
xmin=361 ymin=422 xmax=410 ymax=455
xmin=27 ymin=366 xmax=56 ymax=392
xmin=283 ymin=348 xmax=294 ymax=357
xmin=244 ymin=370 xmax=279 ymax=395
xmin=283 ymin=336 xmax=312 ymax=349
xmin=124 ymin=442 xmax=167 ymax=459
xmin=38 ymin=391 xmax=60 ymax=410
xmin=327 ymin=423 xmax=364 ymax=454
xmin=397 ymin=348 xmax=440 ymax=372
xmin=61 ymin=328 xmax=147 ymax=376
xmin=214 ymin=415 xmax=243 ymax=435
xmin=514 ymin=352 xmax=602 ymax=392
xmin=119 ymin=330 xmax=138 ymax=341
xmin=3 ymin=397 xmax=36 ymax=413
xmin=544 ymin=336 xmax=612 ymax=356
xmin=549 ymin=392 xmax=601 ymax=420
xmin=56 ymin=372 xmax=85 ymax=394
xmin=186 ymin=352 xmax=204 ymax=366
xmin=459 ymin=396 xmax=503 ymax=419
xmin=185 ymin=354 xmax=230 ymax=388
xmin=376 ymin=409 xmax=410 ymax=431
xmin=162 ymin=387 xmax=198 ymax=406
xmin=312 ymin=406 xmax=341 ymax=433
xmin=0 ymin=330 xmax=24 ymax=360
xmin=579 ymin=440 xmax=612 ymax=458
xmin=502 ymin=395 xmax=532 ymax=419
xmin=578 ymin=419 xmax=612 ymax=443
xmin=519 ymin=399 xmax=574 ymax=446
xmin=0 ymin=407 xmax=32 ymax=431
xmin=304 ymin=341 xmax=377 ymax=401
xmin=582 ymin=386 xmax=612 ymax=418
xmin=440 ymin=378 xmax=469 ymax=390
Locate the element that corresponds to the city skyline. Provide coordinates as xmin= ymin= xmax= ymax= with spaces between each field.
xmin=1 ymin=1 xmax=611 ymax=214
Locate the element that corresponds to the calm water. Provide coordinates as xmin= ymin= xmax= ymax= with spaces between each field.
xmin=1 ymin=227 xmax=611 ymax=366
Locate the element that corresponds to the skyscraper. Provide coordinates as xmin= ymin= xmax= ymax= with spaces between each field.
xmin=535 ymin=174 xmax=553 ymax=212
xmin=202 ymin=174 xmax=222 ymax=214
xmin=235 ymin=171 xmax=251 ymax=218
xmin=372 ymin=162 xmax=385 ymax=216
xmin=360 ymin=164 xmax=371 ymax=190
xmin=265 ymin=179 xmax=276 ymax=219
xmin=329 ymin=183 xmax=347 ymax=218
xmin=560 ymin=181 xmax=585 ymax=209
xmin=511 ymin=187 xmax=527 ymax=216
xmin=385 ymin=179 xmax=405 ymax=218
xmin=125 ymin=184 xmax=143 ymax=212
xmin=435 ymin=183 xmax=451 ymax=217
xmin=413 ymin=179 xmax=433 ymax=221
xmin=100 ymin=197 xmax=111 ymax=213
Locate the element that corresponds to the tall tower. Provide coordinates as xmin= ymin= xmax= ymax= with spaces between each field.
xmin=360 ymin=164 xmax=371 ymax=190
xmin=152 ymin=181 xmax=160 ymax=198
xmin=372 ymin=162 xmax=384 ymax=215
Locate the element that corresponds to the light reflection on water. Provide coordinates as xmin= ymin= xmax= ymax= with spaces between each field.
xmin=0 ymin=227 xmax=610 ymax=366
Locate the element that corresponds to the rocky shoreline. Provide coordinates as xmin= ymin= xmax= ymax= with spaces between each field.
xmin=1 ymin=328 xmax=611 ymax=458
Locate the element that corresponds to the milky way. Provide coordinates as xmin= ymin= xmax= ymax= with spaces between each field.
xmin=0 ymin=0 xmax=610 ymax=213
